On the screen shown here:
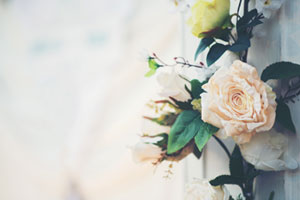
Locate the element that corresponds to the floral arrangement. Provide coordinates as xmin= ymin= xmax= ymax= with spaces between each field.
xmin=132 ymin=0 xmax=300 ymax=199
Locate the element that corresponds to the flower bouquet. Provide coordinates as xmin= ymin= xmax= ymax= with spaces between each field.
xmin=132 ymin=0 xmax=300 ymax=199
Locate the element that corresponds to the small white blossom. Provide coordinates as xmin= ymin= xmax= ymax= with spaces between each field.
xmin=179 ymin=65 xmax=219 ymax=83
xmin=131 ymin=142 xmax=163 ymax=163
xmin=156 ymin=66 xmax=191 ymax=101
xmin=184 ymin=179 xmax=230 ymax=200
xmin=180 ymin=51 xmax=239 ymax=83
xmin=255 ymin=0 xmax=285 ymax=18
xmin=239 ymin=129 xmax=298 ymax=171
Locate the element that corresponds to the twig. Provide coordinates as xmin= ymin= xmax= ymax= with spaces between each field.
xmin=212 ymin=135 xmax=231 ymax=159
xmin=151 ymin=53 xmax=204 ymax=68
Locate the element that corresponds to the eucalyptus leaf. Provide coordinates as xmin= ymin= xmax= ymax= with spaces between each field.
xmin=207 ymin=43 xmax=228 ymax=66
xmin=194 ymin=122 xmax=218 ymax=152
xmin=167 ymin=110 xmax=201 ymax=154
xmin=276 ymin=100 xmax=296 ymax=133
xmin=194 ymin=38 xmax=214 ymax=61
xmin=261 ymin=62 xmax=300 ymax=82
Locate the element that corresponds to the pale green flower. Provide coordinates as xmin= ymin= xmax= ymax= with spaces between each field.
xmin=187 ymin=0 xmax=230 ymax=38
xmin=191 ymin=99 xmax=202 ymax=112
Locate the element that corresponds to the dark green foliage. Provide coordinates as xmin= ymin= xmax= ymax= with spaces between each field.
xmin=261 ymin=62 xmax=300 ymax=82
xmin=194 ymin=38 xmax=215 ymax=61
xmin=230 ymin=145 xmax=244 ymax=178
xmin=207 ymin=43 xmax=228 ymax=66
xmin=275 ymin=99 xmax=296 ymax=133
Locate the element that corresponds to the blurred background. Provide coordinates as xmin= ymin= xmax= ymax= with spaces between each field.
xmin=0 ymin=0 xmax=186 ymax=199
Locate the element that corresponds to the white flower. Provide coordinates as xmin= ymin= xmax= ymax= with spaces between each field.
xmin=169 ymin=0 xmax=196 ymax=12
xmin=131 ymin=142 xmax=164 ymax=163
xmin=180 ymin=51 xmax=238 ymax=82
xmin=179 ymin=65 xmax=220 ymax=83
xmin=239 ymin=129 xmax=298 ymax=171
xmin=255 ymin=0 xmax=285 ymax=18
xmin=156 ymin=66 xmax=191 ymax=101
xmin=184 ymin=179 xmax=230 ymax=200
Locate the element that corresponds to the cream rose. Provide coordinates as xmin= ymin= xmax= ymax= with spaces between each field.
xmin=239 ymin=129 xmax=298 ymax=171
xmin=184 ymin=179 xmax=229 ymax=200
xmin=201 ymin=60 xmax=277 ymax=144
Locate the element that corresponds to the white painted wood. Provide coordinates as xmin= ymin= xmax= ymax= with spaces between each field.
xmin=249 ymin=1 xmax=300 ymax=199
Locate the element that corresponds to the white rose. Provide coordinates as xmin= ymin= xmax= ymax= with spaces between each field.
xmin=156 ymin=67 xmax=191 ymax=102
xmin=239 ymin=129 xmax=298 ymax=171
xmin=131 ymin=142 xmax=163 ymax=163
xmin=184 ymin=179 xmax=230 ymax=200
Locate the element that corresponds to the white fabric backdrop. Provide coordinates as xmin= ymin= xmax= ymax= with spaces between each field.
xmin=0 ymin=1 xmax=185 ymax=200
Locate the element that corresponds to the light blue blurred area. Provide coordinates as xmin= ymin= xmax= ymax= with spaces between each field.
xmin=0 ymin=0 xmax=183 ymax=200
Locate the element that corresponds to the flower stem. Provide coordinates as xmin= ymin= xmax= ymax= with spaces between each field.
xmin=241 ymin=0 xmax=250 ymax=62
xmin=212 ymin=135 xmax=231 ymax=159
xmin=237 ymin=0 xmax=243 ymax=24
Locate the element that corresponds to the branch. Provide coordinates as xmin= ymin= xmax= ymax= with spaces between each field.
xmin=212 ymin=135 xmax=231 ymax=159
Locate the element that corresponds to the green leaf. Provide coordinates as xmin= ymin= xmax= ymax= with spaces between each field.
xmin=276 ymin=100 xmax=296 ymax=133
xmin=268 ymin=191 xmax=275 ymax=200
xmin=191 ymin=79 xmax=206 ymax=99
xmin=167 ymin=110 xmax=202 ymax=154
xmin=261 ymin=62 xmax=300 ymax=82
xmin=145 ymin=59 xmax=160 ymax=77
xmin=194 ymin=122 xmax=218 ymax=152
xmin=207 ymin=43 xmax=228 ymax=66
xmin=148 ymin=59 xmax=159 ymax=70
xmin=194 ymin=38 xmax=214 ymax=61
xmin=153 ymin=133 xmax=168 ymax=150
xmin=145 ymin=69 xmax=156 ymax=77
xmin=230 ymin=145 xmax=244 ymax=178
xmin=210 ymin=175 xmax=244 ymax=186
